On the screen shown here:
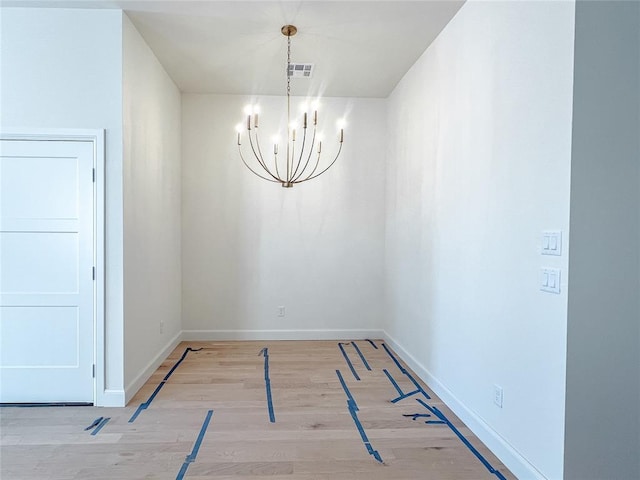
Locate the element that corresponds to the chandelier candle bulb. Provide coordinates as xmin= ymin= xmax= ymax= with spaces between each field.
xmin=318 ymin=141 xmax=322 ymax=153
xmin=237 ymin=132 xmax=241 ymax=145
xmin=340 ymin=129 xmax=344 ymax=143
xmin=246 ymin=115 xmax=251 ymax=130
xmin=274 ymin=143 xmax=278 ymax=155
xmin=292 ymin=129 xmax=296 ymax=142
xmin=254 ymin=113 xmax=259 ymax=128
xmin=303 ymin=112 xmax=307 ymax=129
xmin=314 ymin=110 xmax=317 ymax=125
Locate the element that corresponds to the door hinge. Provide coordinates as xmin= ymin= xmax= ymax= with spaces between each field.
xmin=92 ymin=168 xmax=96 ymax=182
xmin=92 ymin=266 xmax=96 ymax=280
xmin=92 ymin=364 xmax=96 ymax=378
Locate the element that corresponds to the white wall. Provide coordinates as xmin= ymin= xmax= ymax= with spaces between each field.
xmin=564 ymin=2 xmax=640 ymax=478
xmin=181 ymin=94 xmax=386 ymax=339
xmin=122 ymin=15 xmax=182 ymax=401
xmin=0 ymin=7 xmax=125 ymax=404
xmin=384 ymin=2 xmax=575 ymax=479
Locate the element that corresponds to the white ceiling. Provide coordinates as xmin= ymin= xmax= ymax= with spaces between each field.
xmin=3 ymin=1 xmax=465 ymax=98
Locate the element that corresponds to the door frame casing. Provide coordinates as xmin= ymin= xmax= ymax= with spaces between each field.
xmin=0 ymin=128 xmax=106 ymax=405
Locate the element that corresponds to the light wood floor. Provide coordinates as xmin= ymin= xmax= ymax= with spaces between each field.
xmin=1 ymin=340 xmax=515 ymax=479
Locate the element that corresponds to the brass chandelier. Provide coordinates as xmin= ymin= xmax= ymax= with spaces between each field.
xmin=236 ymin=25 xmax=344 ymax=188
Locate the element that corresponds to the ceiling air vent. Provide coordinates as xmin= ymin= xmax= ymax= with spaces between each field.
xmin=288 ymin=63 xmax=314 ymax=78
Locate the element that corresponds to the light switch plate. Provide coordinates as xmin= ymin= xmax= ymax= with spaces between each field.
xmin=540 ymin=267 xmax=561 ymax=294
xmin=541 ymin=231 xmax=562 ymax=256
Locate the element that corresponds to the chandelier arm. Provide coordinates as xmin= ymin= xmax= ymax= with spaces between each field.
xmin=286 ymin=135 xmax=290 ymax=181
xmin=294 ymin=142 xmax=343 ymax=183
xmin=290 ymin=126 xmax=308 ymax=181
xmin=248 ymin=128 xmax=280 ymax=181
xmin=253 ymin=129 xmax=271 ymax=176
xmin=238 ymin=145 xmax=280 ymax=183
xmin=247 ymin=130 xmax=269 ymax=172
xmin=288 ymin=141 xmax=296 ymax=183
xmin=291 ymin=128 xmax=317 ymax=182
xmin=297 ymin=143 xmax=323 ymax=182
xmin=273 ymin=152 xmax=282 ymax=180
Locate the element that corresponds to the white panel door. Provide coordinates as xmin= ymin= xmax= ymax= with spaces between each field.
xmin=0 ymin=140 xmax=94 ymax=403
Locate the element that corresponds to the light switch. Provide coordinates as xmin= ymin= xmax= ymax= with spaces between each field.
xmin=541 ymin=231 xmax=562 ymax=256
xmin=540 ymin=267 xmax=561 ymax=294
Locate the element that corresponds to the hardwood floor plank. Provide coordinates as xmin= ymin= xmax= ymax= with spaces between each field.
xmin=1 ymin=340 xmax=515 ymax=479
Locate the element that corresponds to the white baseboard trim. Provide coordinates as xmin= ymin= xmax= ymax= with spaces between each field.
xmin=182 ymin=329 xmax=384 ymax=341
xmin=98 ymin=389 xmax=125 ymax=407
xmin=382 ymin=331 xmax=547 ymax=480
xmin=124 ymin=330 xmax=183 ymax=405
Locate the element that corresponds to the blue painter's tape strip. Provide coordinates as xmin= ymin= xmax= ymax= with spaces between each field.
xmin=391 ymin=388 xmax=421 ymax=403
xmin=415 ymin=398 xmax=444 ymax=420
xmin=145 ymin=381 xmax=166 ymax=406
xmin=336 ymin=370 xmax=383 ymax=463
xmin=382 ymin=342 xmax=407 ymax=373
xmin=163 ymin=347 xmax=203 ymax=382
xmin=347 ymin=405 xmax=383 ymax=463
xmin=348 ymin=404 xmax=369 ymax=444
xmin=338 ymin=342 xmax=360 ymax=381
xmin=185 ymin=410 xmax=214 ymax=463
xmin=425 ymin=420 xmax=446 ymax=424
xmin=381 ymin=343 xmax=431 ymax=399
xmin=367 ymin=444 xmax=383 ymax=463
xmin=176 ymin=409 xmax=214 ymax=480
xmin=265 ymin=379 xmax=275 ymax=423
xmin=365 ymin=339 xmax=378 ymax=349
xmin=127 ymin=382 xmax=164 ymax=423
xmin=84 ymin=417 xmax=103 ymax=431
xmin=383 ymin=369 xmax=404 ymax=396
xmin=90 ymin=417 xmax=110 ymax=435
xmin=335 ymin=369 xmax=358 ymax=412
xmin=403 ymin=413 xmax=432 ymax=421
xmin=351 ymin=342 xmax=371 ymax=371
xmin=175 ymin=462 xmax=189 ymax=480
xmin=384 ymin=368 xmax=422 ymax=403
xmin=128 ymin=404 xmax=145 ymax=423
xmin=260 ymin=348 xmax=276 ymax=423
xmin=129 ymin=347 xmax=203 ymax=423
xmin=415 ymin=399 xmax=506 ymax=480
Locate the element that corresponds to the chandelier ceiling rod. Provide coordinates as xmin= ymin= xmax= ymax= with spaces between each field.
xmin=236 ymin=25 xmax=344 ymax=188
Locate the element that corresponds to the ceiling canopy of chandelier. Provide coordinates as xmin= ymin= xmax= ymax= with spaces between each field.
xmin=236 ymin=25 xmax=344 ymax=188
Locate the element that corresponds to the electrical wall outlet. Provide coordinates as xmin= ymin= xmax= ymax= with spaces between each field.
xmin=493 ymin=385 xmax=503 ymax=408
xmin=277 ymin=306 xmax=285 ymax=317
